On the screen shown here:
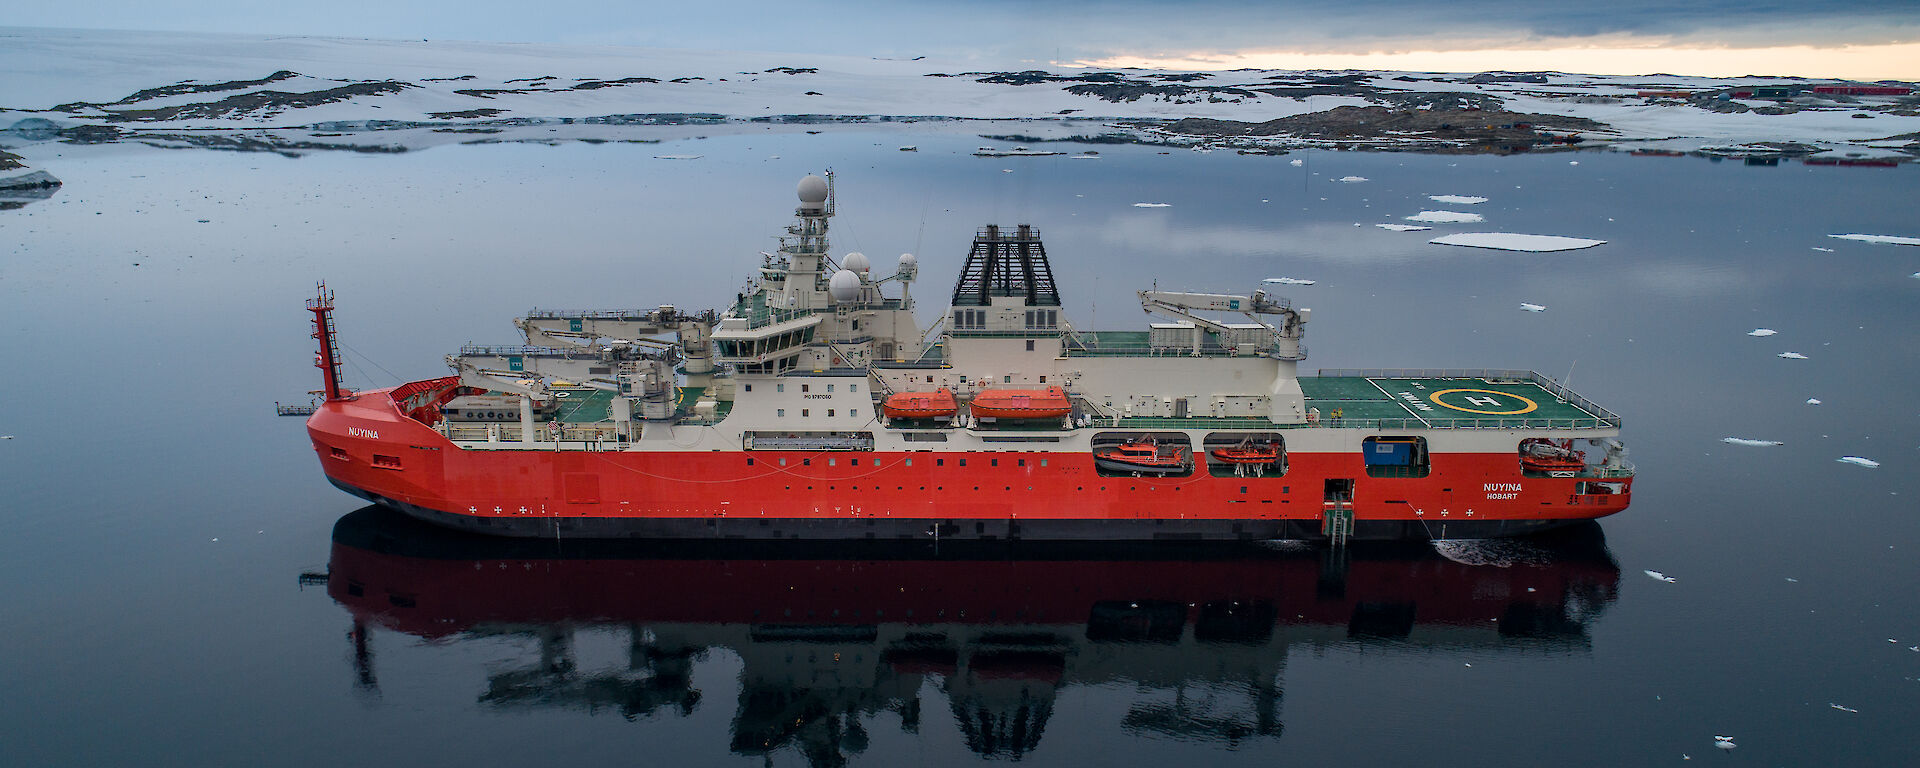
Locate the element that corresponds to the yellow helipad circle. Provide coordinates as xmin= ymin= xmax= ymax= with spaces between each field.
xmin=1429 ymin=388 xmax=1539 ymax=415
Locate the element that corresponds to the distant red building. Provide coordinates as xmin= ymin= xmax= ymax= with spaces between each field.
xmin=1812 ymin=85 xmax=1911 ymax=96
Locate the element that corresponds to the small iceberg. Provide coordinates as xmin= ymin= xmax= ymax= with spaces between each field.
xmin=1430 ymin=233 xmax=1606 ymax=252
xmin=1811 ymin=247 xmax=1834 ymax=252
xmin=1748 ymin=329 xmax=1777 ymax=337
xmin=1263 ymin=277 xmax=1316 ymax=285
xmin=1645 ymin=570 xmax=1676 ymax=583
xmin=1806 ymin=398 xmax=1822 ymax=405
xmin=1714 ymin=736 xmax=1736 ymax=750
xmin=1428 ymin=195 xmax=1488 ymax=204
xmin=1722 ymin=438 xmax=1784 ymax=447
xmin=1519 ymin=303 xmax=1547 ymax=312
xmin=1132 ymin=202 xmax=1172 ymax=208
xmin=1377 ymin=223 xmax=1432 ymax=232
xmin=1289 ymin=159 xmax=1304 ymax=166
xmin=1837 ymin=456 xmax=1880 ymax=468
xmin=1335 ymin=176 xmax=1368 ymax=183
xmin=652 ymin=154 xmax=704 ymax=160
xmin=1830 ymin=703 xmax=1859 ymax=713
xmin=1829 ymin=234 xmax=1920 ymax=246
xmin=1406 ymin=210 xmax=1484 ymax=223
xmin=1778 ymin=352 xmax=1809 ymax=359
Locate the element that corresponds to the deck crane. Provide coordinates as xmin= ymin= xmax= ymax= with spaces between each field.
xmin=1137 ymin=288 xmax=1309 ymax=359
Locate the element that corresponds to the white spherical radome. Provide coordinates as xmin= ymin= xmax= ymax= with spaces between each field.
xmin=843 ymin=251 xmax=871 ymax=274
xmin=797 ymin=175 xmax=829 ymax=204
xmin=828 ymin=269 xmax=861 ymax=302
xmin=897 ymin=252 xmax=917 ymax=268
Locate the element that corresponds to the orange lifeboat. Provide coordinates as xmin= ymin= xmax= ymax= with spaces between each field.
xmin=968 ymin=386 xmax=1073 ymax=420
xmin=882 ymin=388 xmax=958 ymax=420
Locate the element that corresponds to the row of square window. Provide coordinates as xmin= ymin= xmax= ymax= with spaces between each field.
xmin=775 ymin=408 xmax=861 ymax=418
xmin=742 ymin=383 xmax=860 ymax=394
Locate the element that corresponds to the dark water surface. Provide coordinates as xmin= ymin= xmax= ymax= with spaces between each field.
xmin=2 ymin=128 xmax=1917 ymax=766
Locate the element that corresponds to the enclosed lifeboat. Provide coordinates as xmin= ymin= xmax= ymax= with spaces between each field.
xmin=881 ymin=388 xmax=958 ymax=420
xmin=1094 ymin=439 xmax=1191 ymax=475
xmin=968 ymin=386 xmax=1073 ymax=420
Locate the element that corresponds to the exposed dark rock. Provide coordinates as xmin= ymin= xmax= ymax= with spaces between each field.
xmin=104 ymin=82 xmax=415 ymax=121
xmin=58 ymin=124 xmax=124 ymax=143
xmin=52 ymin=71 xmax=301 ymax=111
xmin=427 ymin=108 xmax=506 ymax=119
xmin=571 ymin=77 xmax=660 ymax=90
xmin=1154 ymin=106 xmax=1604 ymax=152
xmin=763 ymin=67 xmax=817 ymax=75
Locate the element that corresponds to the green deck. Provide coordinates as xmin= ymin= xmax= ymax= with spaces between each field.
xmin=551 ymin=386 xmax=733 ymax=425
xmin=1298 ymin=374 xmax=1611 ymax=429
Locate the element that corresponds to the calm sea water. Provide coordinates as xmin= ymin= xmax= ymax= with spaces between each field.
xmin=2 ymin=126 xmax=1917 ymax=766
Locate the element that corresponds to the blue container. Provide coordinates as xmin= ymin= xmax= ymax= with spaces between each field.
xmin=1364 ymin=440 xmax=1414 ymax=466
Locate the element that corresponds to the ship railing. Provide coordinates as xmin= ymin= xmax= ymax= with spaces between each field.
xmin=1315 ymin=368 xmax=1622 ymax=428
xmin=1100 ymin=415 xmax=1623 ymax=431
xmin=441 ymin=423 xmax=623 ymax=445
xmin=457 ymin=344 xmax=585 ymax=358
xmin=1063 ymin=345 xmax=1269 ymax=359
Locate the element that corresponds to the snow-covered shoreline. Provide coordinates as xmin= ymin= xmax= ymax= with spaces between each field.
xmin=2 ymin=27 xmax=1917 ymax=158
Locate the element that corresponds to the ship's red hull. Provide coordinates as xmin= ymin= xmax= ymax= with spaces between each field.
xmin=309 ymin=384 xmax=1631 ymax=540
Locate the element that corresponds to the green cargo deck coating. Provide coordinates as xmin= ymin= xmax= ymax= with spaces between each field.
xmin=1300 ymin=376 xmax=1605 ymax=427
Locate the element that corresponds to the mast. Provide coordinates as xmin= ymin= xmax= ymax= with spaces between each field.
xmin=308 ymin=282 xmax=349 ymax=401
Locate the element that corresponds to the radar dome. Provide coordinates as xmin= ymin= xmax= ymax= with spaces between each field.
xmin=797 ymin=175 xmax=829 ymax=205
xmin=898 ymin=253 xmax=916 ymax=268
xmin=828 ymin=269 xmax=861 ymax=302
xmin=843 ymin=251 xmax=870 ymax=274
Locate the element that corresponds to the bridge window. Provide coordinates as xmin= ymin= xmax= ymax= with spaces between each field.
xmin=777 ymin=409 xmax=786 ymax=417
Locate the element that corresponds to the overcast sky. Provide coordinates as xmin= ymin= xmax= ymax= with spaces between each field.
xmin=12 ymin=1 xmax=1920 ymax=77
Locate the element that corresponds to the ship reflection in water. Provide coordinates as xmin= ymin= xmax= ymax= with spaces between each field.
xmin=318 ymin=506 xmax=1619 ymax=763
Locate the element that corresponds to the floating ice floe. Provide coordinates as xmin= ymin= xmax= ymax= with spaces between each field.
xmin=1722 ymin=438 xmax=1784 ymax=447
xmin=1911 ymin=272 xmax=1919 ymax=279
xmin=1806 ymin=398 xmax=1822 ymax=405
xmin=1070 ymin=154 xmax=1100 ymax=159
xmin=1263 ymin=277 xmax=1316 ymax=285
xmin=1812 ymin=247 xmax=1834 ymax=252
xmin=1132 ymin=202 xmax=1172 ymax=208
xmin=1377 ymin=223 xmax=1432 ymax=232
xmin=1289 ymin=159 xmax=1304 ymax=166
xmin=1830 ymin=703 xmax=1859 ymax=713
xmin=1428 ymin=195 xmax=1488 ymax=204
xmin=1778 ymin=352 xmax=1809 ymax=359
xmin=1748 ymin=328 xmax=1778 ymax=337
xmin=1714 ymin=736 xmax=1736 ymax=750
xmin=1644 ymin=570 xmax=1676 ymax=583
xmin=1431 ymin=233 xmax=1606 ymax=252
xmin=652 ymin=154 xmax=703 ymax=160
xmin=1405 ymin=210 xmax=1484 ymax=223
xmin=1336 ymin=176 xmax=1368 ymax=183
xmin=1519 ymin=303 xmax=1547 ymax=312
xmin=1837 ymin=456 xmax=1881 ymax=468
xmin=1829 ymin=234 xmax=1920 ymax=246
